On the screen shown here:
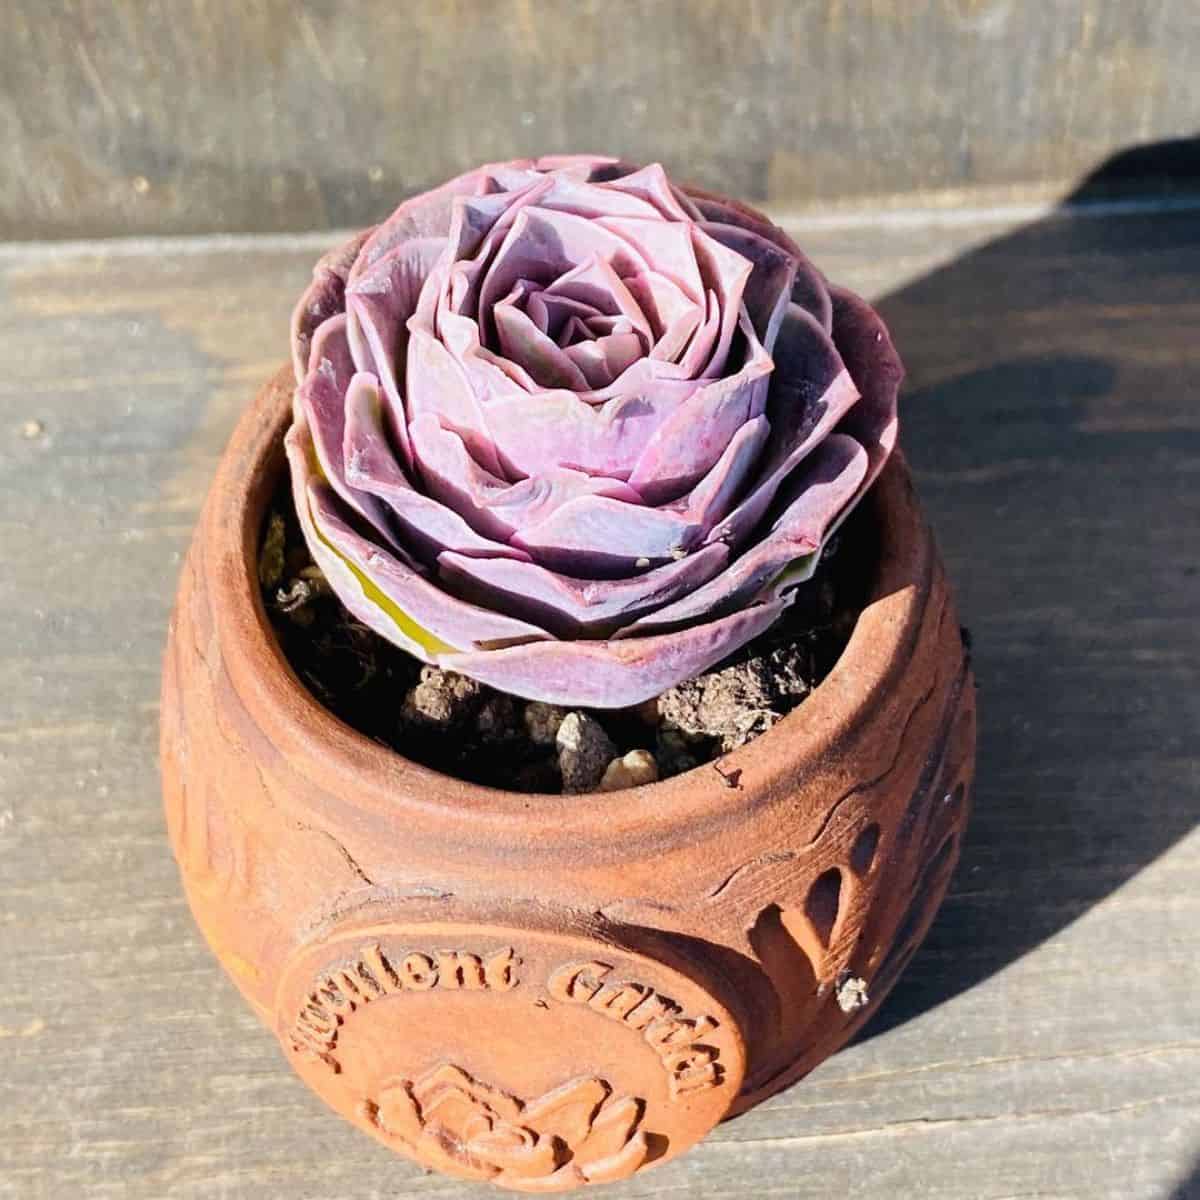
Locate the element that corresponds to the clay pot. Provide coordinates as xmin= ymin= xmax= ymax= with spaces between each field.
xmin=161 ymin=367 xmax=976 ymax=1192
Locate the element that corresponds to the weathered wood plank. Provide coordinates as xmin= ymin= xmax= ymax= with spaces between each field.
xmin=2 ymin=1 xmax=1199 ymax=239
xmin=0 ymin=204 xmax=1198 ymax=1199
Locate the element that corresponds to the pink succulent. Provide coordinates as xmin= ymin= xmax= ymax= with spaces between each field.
xmin=286 ymin=156 xmax=900 ymax=708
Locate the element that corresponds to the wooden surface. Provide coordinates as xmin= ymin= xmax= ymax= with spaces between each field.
xmin=4 ymin=0 xmax=1200 ymax=240
xmin=1 ymin=200 xmax=1198 ymax=1199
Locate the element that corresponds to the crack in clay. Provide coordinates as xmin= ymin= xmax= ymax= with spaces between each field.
xmin=707 ymin=852 xmax=797 ymax=900
xmin=250 ymin=761 xmax=279 ymax=810
xmin=293 ymin=820 xmax=376 ymax=887
xmin=595 ymin=897 xmax=682 ymax=921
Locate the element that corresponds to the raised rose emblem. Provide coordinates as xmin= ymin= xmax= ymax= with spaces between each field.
xmin=361 ymin=1063 xmax=648 ymax=1188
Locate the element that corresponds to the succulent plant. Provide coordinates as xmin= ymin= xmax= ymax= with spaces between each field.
xmin=287 ymin=156 xmax=900 ymax=707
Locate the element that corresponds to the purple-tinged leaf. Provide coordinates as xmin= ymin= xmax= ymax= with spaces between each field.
xmin=290 ymin=227 xmax=374 ymax=382
xmin=479 ymin=376 xmax=697 ymax=480
xmin=814 ymin=285 xmax=903 ymax=545
xmin=674 ymin=289 xmax=722 ymax=379
xmin=349 ymin=171 xmax=489 ymax=287
xmin=301 ymin=468 xmax=553 ymax=654
xmin=828 ymin=284 xmax=903 ymax=482
xmin=345 ymin=235 xmax=445 ymax=470
xmin=436 ymin=600 xmax=788 ymax=708
xmin=286 ymin=422 xmax=437 ymax=659
xmin=673 ymin=413 xmax=770 ymax=533
xmin=699 ymin=221 xmax=798 ymax=350
xmin=486 ymin=469 xmax=642 ymax=529
xmin=494 ymin=291 xmax=590 ymax=390
xmin=624 ymin=270 xmax=702 ymax=352
xmin=478 ymin=207 xmax=645 ymax=321
xmin=543 ymin=256 xmax=653 ymax=346
xmin=405 ymin=326 xmax=507 ymax=477
xmin=790 ymin=258 xmax=835 ymax=335
xmin=407 ymin=413 xmax=519 ymax=540
xmin=438 ymin=541 xmax=729 ymax=637
xmin=342 ymin=374 xmax=529 ymax=564
xmin=598 ymin=215 xmax=704 ymax=301
xmin=407 ymin=415 xmax=643 ymax=545
xmin=683 ymin=188 xmax=803 ymax=259
xmin=562 ymin=331 xmax=644 ymax=390
xmin=624 ymin=435 xmax=867 ymax=635
xmin=436 ymin=307 xmax=542 ymax=394
xmin=485 ymin=164 xmax=548 ymax=192
xmin=446 ymin=185 xmax=544 ymax=265
xmin=534 ymin=173 xmax=664 ymax=220
xmin=526 ymin=288 xmax=600 ymax=339
xmin=534 ymin=153 xmax=625 ymax=174
xmin=444 ymin=178 xmax=560 ymax=309
xmin=627 ymin=324 xmax=772 ymax=503
xmin=510 ymin=493 xmax=703 ymax=575
xmin=691 ymin=226 xmax=754 ymax=377
xmin=685 ymin=189 xmax=833 ymax=331
xmin=705 ymin=303 xmax=859 ymax=548
xmin=600 ymin=162 xmax=694 ymax=221
xmin=296 ymin=316 xmax=402 ymax=550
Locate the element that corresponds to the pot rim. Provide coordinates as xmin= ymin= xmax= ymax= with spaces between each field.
xmin=199 ymin=367 xmax=934 ymax=845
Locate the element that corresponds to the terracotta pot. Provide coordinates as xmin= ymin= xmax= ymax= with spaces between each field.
xmin=161 ymin=367 xmax=975 ymax=1192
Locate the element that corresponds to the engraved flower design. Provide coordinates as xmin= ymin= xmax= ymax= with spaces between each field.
xmin=287 ymin=155 xmax=901 ymax=707
xmin=362 ymin=1063 xmax=649 ymax=1189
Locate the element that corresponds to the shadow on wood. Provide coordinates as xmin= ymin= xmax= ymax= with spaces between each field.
xmin=1171 ymin=1158 xmax=1200 ymax=1200
xmin=856 ymin=138 xmax=1200 ymax=1043
xmin=1170 ymin=1157 xmax=1200 ymax=1200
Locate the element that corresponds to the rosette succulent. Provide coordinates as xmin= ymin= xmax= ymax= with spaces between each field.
xmin=286 ymin=155 xmax=900 ymax=708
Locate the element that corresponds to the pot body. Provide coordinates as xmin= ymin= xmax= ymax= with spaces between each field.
xmin=161 ymin=369 xmax=975 ymax=1191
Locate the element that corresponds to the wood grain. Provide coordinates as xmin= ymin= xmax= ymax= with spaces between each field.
xmin=1 ymin=203 xmax=1198 ymax=1198
xmin=2 ymin=0 xmax=1199 ymax=239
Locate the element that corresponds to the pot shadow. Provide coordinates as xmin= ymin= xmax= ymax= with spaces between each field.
xmin=1169 ymin=1157 xmax=1200 ymax=1200
xmin=851 ymin=137 xmax=1200 ymax=1042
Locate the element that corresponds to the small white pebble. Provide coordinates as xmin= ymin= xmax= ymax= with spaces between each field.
xmin=598 ymin=749 xmax=660 ymax=792
xmin=836 ymin=975 xmax=870 ymax=1013
xmin=132 ymin=175 xmax=151 ymax=194
xmin=635 ymin=556 xmax=651 ymax=569
xmin=20 ymin=419 xmax=44 ymax=440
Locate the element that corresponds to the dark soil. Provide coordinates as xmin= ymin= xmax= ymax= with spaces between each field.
xmin=259 ymin=478 xmax=876 ymax=793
